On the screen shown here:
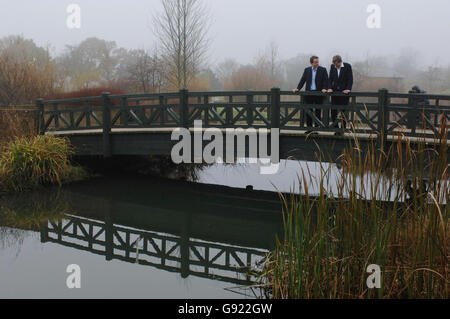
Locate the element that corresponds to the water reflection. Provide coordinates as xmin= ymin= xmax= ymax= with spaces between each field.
xmin=3 ymin=158 xmax=440 ymax=298
xmin=194 ymin=159 xmax=447 ymax=203
xmin=0 ymin=175 xmax=283 ymax=298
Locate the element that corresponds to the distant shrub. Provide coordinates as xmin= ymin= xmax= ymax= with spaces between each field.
xmin=45 ymin=87 xmax=126 ymax=106
xmin=0 ymin=108 xmax=37 ymax=146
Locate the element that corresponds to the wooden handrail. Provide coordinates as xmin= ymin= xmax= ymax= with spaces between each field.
xmin=36 ymin=89 xmax=449 ymax=144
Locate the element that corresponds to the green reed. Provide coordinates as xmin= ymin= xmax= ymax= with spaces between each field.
xmin=260 ymin=122 xmax=448 ymax=299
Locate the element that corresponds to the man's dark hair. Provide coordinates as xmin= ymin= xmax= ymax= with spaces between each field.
xmin=332 ymin=55 xmax=343 ymax=64
xmin=411 ymin=85 xmax=421 ymax=93
xmin=310 ymin=56 xmax=319 ymax=64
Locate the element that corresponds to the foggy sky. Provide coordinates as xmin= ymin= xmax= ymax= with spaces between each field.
xmin=1 ymin=0 xmax=449 ymax=68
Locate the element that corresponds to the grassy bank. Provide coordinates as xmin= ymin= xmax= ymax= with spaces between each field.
xmin=259 ymin=127 xmax=448 ymax=299
xmin=0 ymin=108 xmax=89 ymax=192
xmin=0 ymin=135 xmax=88 ymax=192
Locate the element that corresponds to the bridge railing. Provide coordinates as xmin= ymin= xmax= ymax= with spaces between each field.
xmin=36 ymin=89 xmax=450 ymax=141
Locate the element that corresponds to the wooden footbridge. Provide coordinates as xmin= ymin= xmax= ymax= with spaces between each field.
xmin=36 ymin=89 xmax=450 ymax=162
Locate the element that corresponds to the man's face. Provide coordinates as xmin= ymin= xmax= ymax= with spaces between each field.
xmin=334 ymin=61 xmax=343 ymax=69
xmin=311 ymin=59 xmax=319 ymax=69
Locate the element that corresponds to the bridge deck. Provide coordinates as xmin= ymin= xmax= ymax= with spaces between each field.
xmin=46 ymin=127 xmax=448 ymax=145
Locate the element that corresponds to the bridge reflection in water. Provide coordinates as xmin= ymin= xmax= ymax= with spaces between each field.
xmin=37 ymin=175 xmax=284 ymax=287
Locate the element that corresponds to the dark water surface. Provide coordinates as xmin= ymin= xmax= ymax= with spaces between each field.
xmin=1 ymin=156 xmax=431 ymax=298
xmin=0 ymin=173 xmax=284 ymax=299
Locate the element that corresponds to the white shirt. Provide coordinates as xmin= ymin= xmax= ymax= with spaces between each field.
xmin=337 ymin=62 xmax=345 ymax=77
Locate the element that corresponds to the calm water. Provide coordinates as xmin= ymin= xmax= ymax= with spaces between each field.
xmin=0 ymin=172 xmax=284 ymax=299
xmin=0 ymin=158 xmax=431 ymax=298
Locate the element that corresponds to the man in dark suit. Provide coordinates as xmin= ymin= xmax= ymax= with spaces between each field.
xmin=293 ymin=56 xmax=329 ymax=133
xmin=328 ymin=55 xmax=353 ymax=135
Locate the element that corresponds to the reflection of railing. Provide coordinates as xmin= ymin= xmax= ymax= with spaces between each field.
xmin=40 ymin=215 xmax=266 ymax=286
xmin=37 ymin=89 xmax=450 ymax=141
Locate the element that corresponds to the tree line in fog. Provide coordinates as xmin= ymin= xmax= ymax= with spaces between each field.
xmin=1 ymin=0 xmax=450 ymax=106
xmin=2 ymin=34 xmax=450 ymax=107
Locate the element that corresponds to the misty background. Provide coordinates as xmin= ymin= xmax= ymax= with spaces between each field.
xmin=1 ymin=0 xmax=450 ymax=105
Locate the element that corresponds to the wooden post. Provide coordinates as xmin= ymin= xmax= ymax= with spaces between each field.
xmin=180 ymin=212 xmax=191 ymax=279
xmin=247 ymin=91 xmax=254 ymax=126
xmin=407 ymin=91 xmax=418 ymax=133
xmin=226 ymin=95 xmax=233 ymax=127
xmin=84 ymin=101 xmax=91 ymax=128
xmin=179 ymin=88 xmax=189 ymax=128
xmin=40 ymin=221 xmax=48 ymax=243
xmin=300 ymin=94 xmax=306 ymax=128
xmin=120 ymin=97 xmax=128 ymax=127
xmin=69 ymin=109 xmax=74 ymax=129
xmin=102 ymin=92 xmax=112 ymax=158
xmin=159 ymin=95 xmax=165 ymax=125
xmin=204 ymin=94 xmax=209 ymax=126
xmin=53 ymin=103 xmax=59 ymax=129
xmin=377 ymin=89 xmax=389 ymax=151
xmin=270 ymin=87 xmax=280 ymax=129
xmin=35 ymin=98 xmax=44 ymax=135
xmin=323 ymin=94 xmax=330 ymax=128
xmin=104 ymin=201 xmax=113 ymax=261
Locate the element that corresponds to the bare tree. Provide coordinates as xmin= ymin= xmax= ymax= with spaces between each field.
xmin=267 ymin=40 xmax=279 ymax=79
xmin=0 ymin=52 xmax=29 ymax=106
xmin=153 ymin=0 xmax=211 ymax=90
xmin=224 ymin=64 xmax=275 ymax=92
xmin=281 ymin=53 xmax=312 ymax=90
xmin=122 ymin=48 xmax=166 ymax=93
xmin=252 ymin=41 xmax=283 ymax=88
xmin=215 ymin=58 xmax=240 ymax=89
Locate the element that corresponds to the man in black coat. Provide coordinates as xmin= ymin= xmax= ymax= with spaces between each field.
xmin=328 ymin=55 xmax=353 ymax=135
xmin=293 ymin=56 xmax=329 ymax=132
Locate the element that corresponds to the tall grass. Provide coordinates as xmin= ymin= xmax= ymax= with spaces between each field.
xmin=0 ymin=135 xmax=86 ymax=192
xmin=260 ymin=123 xmax=449 ymax=299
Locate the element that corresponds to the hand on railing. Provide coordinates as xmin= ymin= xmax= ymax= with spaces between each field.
xmin=327 ymin=89 xmax=350 ymax=94
xmin=292 ymin=89 xmax=328 ymax=94
xmin=292 ymin=89 xmax=347 ymax=94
